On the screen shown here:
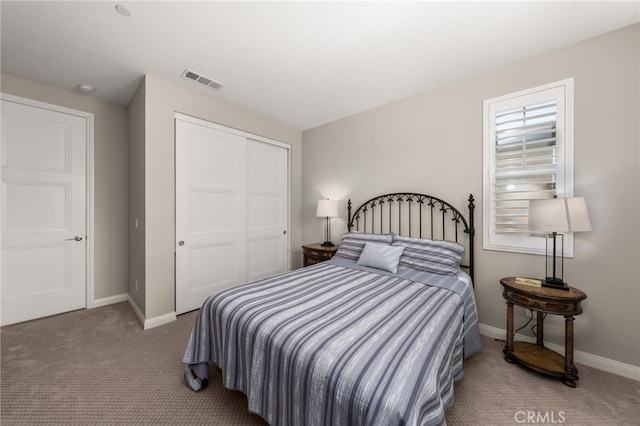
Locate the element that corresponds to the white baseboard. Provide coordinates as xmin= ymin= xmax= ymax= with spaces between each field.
xmin=126 ymin=295 xmax=176 ymax=330
xmin=143 ymin=311 xmax=177 ymax=330
xmin=92 ymin=293 xmax=128 ymax=308
xmin=479 ymin=323 xmax=640 ymax=382
xmin=127 ymin=295 xmax=146 ymax=327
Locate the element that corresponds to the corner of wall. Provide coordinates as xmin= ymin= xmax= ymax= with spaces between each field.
xmin=127 ymin=77 xmax=147 ymax=316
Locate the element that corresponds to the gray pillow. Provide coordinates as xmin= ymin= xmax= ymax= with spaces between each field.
xmin=356 ymin=242 xmax=405 ymax=273
xmin=392 ymin=235 xmax=464 ymax=275
xmin=334 ymin=232 xmax=394 ymax=261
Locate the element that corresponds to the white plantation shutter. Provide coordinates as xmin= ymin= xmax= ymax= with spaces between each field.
xmin=483 ymin=79 xmax=574 ymax=255
xmin=494 ymin=101 xmax=557 ymax=235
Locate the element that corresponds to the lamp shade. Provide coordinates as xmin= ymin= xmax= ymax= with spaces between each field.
xmin=316 ymin=199 xmax=339 ymax=218
xmin=528 ymin=197 xmax=592 ymax=233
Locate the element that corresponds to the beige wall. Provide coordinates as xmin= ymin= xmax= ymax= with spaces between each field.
xmin=136 ymin=75 xmax=303 ymax=320
xmin=1 ymin=73 xmax=129 ymax=302
xmin=302 ymin=24 xmax=640 ymax=367
xmin=128 ymin=79 xmax=146 ymax=314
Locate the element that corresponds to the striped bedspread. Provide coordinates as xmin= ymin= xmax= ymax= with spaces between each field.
xmin=183 ymin=259 xmax=481 ymax=426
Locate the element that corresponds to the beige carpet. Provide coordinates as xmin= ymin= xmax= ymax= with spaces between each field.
xmin=1 ymin=302 xmax=638 ymax=425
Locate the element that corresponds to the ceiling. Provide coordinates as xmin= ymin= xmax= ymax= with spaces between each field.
xmin=2 ymin=1 xmax=638 ymax=131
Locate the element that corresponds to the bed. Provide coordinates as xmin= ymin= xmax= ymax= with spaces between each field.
xmin=183 ymin=192 xmax=481 ymax=426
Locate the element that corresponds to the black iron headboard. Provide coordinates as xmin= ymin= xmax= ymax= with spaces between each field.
xmin=347 ymin=193 xmax=475 ymax=282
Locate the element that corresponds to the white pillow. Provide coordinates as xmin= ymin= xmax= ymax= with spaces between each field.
xmin=357 ymin=242 xmax=405 ymax=273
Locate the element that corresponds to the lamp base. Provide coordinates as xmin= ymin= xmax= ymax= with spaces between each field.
xmin=542 ymin=277 xmax=569 ymax=291
xmin=321 ymin=241 xmax=334 ymax=247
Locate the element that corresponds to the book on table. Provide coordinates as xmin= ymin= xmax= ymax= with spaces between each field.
xmin=515 ymin=277 xmax=542 ymax=287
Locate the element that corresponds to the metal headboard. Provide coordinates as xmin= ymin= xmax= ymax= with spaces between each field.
xmin=347 ymin=193 xmax=476 ymax=283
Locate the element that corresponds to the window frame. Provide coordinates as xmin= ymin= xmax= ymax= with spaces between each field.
xmin=482 ymin=79 xmax=575 ymax=256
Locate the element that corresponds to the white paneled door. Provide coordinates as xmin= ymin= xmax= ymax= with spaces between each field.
xmin=246 ymin=139 xmax=288 ymax=282
xmin=1 ymin=98 xmax=87 ymax=325
xmin=175 ymin=119 xmax=247 ymax=314
xmin=175 ymin=116 xmax=289 ymax=314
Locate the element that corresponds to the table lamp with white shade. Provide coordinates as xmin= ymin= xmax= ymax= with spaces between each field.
xmin=527 ymin=196 xmax=591 ymax=290
xmin=316 ymin=199 xmax=339 ymax=247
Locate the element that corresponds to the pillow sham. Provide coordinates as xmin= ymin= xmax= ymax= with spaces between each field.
xmin=334 ymin=232 xmax=393 ymax=261
xmin=392 ymin=235 xmax=464 ymax=275
xmin=356 ymin=242 xmax=405 ymax=274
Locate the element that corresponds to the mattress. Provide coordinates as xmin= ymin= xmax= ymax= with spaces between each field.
xmin=183 ymin=257 xmax=481 ymax=426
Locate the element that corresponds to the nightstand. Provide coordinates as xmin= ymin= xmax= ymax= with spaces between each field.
xmin=500 ymin=277 xmax=587 ymax=387
xmin=302 ymin=243 xmax=338 ymax=266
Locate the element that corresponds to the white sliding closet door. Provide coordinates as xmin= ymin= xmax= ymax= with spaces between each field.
xmin=246 ymin=139 xmax=288 ymax=282
xmin=175 ymin=116 xmax=289 ymax=314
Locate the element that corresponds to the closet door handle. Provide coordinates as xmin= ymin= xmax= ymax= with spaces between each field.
xmin=178 ymin=241 xmax=185 ymax=246
xmin=65 ymin=236 xmax=83 ymax=241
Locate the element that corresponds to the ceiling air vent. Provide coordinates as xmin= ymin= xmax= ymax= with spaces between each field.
xmin=181 ymin=69 xmax=225 ymax=91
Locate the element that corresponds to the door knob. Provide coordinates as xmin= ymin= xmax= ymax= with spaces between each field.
xmin=65 ymin=236 xmax=83 ymax=241
xmin=178 ymin=241 xmax=185 ymax=246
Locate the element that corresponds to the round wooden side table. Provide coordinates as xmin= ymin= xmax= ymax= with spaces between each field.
xmin=500 ymin=277 xmax=587 ymax=387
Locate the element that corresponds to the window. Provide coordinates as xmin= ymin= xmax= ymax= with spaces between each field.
xmin=483 ymin=79 xmax=575 ymax=256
